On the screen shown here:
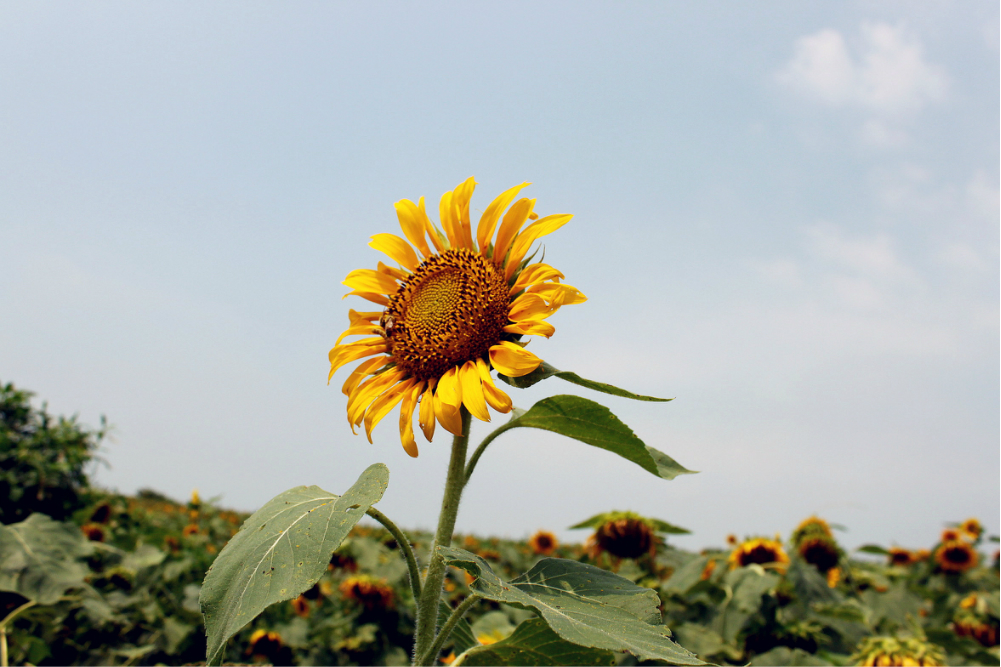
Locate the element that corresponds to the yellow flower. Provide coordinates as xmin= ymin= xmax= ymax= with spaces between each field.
xmin=728 ymin=537 xmax=790 ymax=572
xmin=328 ymin=178 xmax=585 ymax=456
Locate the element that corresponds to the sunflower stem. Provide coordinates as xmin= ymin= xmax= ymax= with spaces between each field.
xmin=413 ymin=408 xmax=472 ymax=666
xmin=365 ymin=506 xmax=422 ymax=605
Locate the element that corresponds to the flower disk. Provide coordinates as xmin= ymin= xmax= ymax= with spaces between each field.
xmin=383 ymin=249 xmax=509 ymax=382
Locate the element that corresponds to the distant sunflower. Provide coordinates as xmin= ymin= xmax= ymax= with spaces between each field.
xmin=728 ymin=537 xmax=790 ymax=572
xmin=960 ymin=517 xmax=983 ymax=540
xmin=339 ymin=574 xmax=394 ymax=609
xmin=328 ymin=178 xmax=585 ymax=456
xmin=935 ymin=540 xmax=978 ymax=574
xmin=528 ymin=530 xmax=559 ymax=556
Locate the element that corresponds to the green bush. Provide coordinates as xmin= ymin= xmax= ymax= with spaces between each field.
xmin=0 ymin=381 xmax=106 ymax=524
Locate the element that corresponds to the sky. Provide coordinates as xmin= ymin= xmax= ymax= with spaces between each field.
xmin=1 ymin=2 xmax=998 ymax=554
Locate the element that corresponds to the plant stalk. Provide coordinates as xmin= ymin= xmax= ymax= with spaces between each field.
xmin=412 ymin=408 xmax=472 ymax=665
xmin=366 ymin=506 xmax=422 ymax=603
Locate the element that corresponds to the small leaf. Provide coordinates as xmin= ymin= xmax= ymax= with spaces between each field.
xmin=455 ymin=618 xmax=616 ymax=666
xmin=440 ymin=547 xmax=704 ymax=665
xmin=508 ymin=395 xmax=695 ymax=480
xmin=0 ymin=513 xmax=92 ymax=604
xmin=200 ymin=463 xmax=389 ymax=665
xmin=497 ymin=361 xmax=670 ymax=401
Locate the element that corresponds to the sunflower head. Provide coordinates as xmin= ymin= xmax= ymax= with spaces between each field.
xmin=339 ymin=574 xmax=394 ymax=609
xmin=328 ymin=178 xmax=585 ymax=457
xmin=791 ymin=515 xmax=833 ymax=545
xmin=586 ymin=512 xmax=659 ymax=560
xmin=935 ymin=540 xmax=978 ymax=574
xmin=960 ymin=517 xmax=983 ymax=540
xmin=887 ymin=547 xmax=916 ymax=567
xmin=852 ymin=636 xmax=945 ymax=667
xmin=528 ymin=530 xmax=559 ymax=556
xmin=728 ymin=537 xmax=790 ymax=572
xmin=798 ymin=536 xmax=841 ymax=573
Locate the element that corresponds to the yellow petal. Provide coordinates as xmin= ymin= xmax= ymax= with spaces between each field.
xmin=370 ymin=233 xmax=419 ymax=272
xmin=503 ymin=320 xmax=556 ymax=338
xmin=341 ymin=355 xmax=389 ymax=396
xmin=478 ymin=182 xmax=530 ymax=254
xmin=458 ymin=361 xmax=490 ymax=423
xmin=328 ymin=339 xmax=387 ymax=382
xmin=342 ymin=290 xmax=390 ymax=306
xmin=489 ymin=342 xmax=542 ymax=377
xmin=434 ymin=367 xmax=464 ymax=436
xmin=398 ymin=381 xmax=424 ymax=457
xmin=476 ymin=359 xmax=513 ymax=413
xmin=364 ymin=379 xmax=412 ymax=444
xmin=394 ymin=199 xmax=433 ymax=259
xmin=506 ymin=213 xmax=573 ymax=280
xmin=343 ymin=268 xmax=400 ymax=295
xmin=335 ymin=323 xmax=383 ymax=346
xmin=418 ymin=382 xmax=436 ymax=442
xmin=510 ymin=262 xmax=564 ymax=295
xmin=493 ymin=198 xmax=535 ymax=267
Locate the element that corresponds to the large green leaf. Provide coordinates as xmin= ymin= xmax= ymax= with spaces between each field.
xmin=507 ymin=395 xmax=695 ymax=480
xmin=0 ymin=513 xmax=92 ymax=605
xmin=440 ymin=547 xmax=704 ymax=665
xmin=497 ymin=361 xmax=671 ymax=402
xmin=200 ymin=463 xmax=389 ymax=665
xmin=455 ymin=618 xmax=616 ymax=666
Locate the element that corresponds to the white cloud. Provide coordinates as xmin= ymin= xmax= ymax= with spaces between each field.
xmin=776 ymin=22 xmax=948 ymax=145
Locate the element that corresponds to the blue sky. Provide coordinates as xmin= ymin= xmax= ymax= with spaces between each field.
xmin=2 ymin=2 xmax=997 ymax=552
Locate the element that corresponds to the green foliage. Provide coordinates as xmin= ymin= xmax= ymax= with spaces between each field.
xmin=502 ymin=395 xmax=695 ymax=480
xmin=0 ymin=381 xmax=106 ymax=523
xmin=440 ymin=547 xmax=705 ymax=665
xmin=200 ymin=463 xmax=390 ymax=665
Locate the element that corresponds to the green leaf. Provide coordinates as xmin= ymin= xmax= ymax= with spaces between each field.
xmin=507 ymin=395 xmax=695 ymax=480
xmin=455 ymin=618 xmax=616 ymax=666
xmin=497 ymin=361 xmax=671 ymax=402
xmin=440 ymin=547 xmax=705 ymax=665
xmin=0 ymin=513 xmax=92 ymax=605
xmin=199 ymin=463 xmax=390 ymax=665
xmin=856 ymin=544 xmax=889 ymax=555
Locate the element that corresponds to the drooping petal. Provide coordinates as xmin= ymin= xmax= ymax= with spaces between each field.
xmin=394 ymin=199 xmax=433 ymax=259
xmin=493 ymin=198 xmax=535 ymax=267
xmin=370 ymin=233 xmax=419 ymax=272
xmin=489 ymin=341 xmax=543 ymax=377
xmin=458 ymin=361 xmax=490 ymax=422
xmin=434 ymin=366 xmax=464 ymax=436
xmin=476 ymin=359 xmax=513 ymax=413
xmin=418 ymin=382 xmax=436 ymax=442
xmin=364 ymin=379 xmax=413 ymax=444
xmin=506 ymin=213 xmax=574 ymax=280
xmin=342 ymin=291 xmax=390 ymax=306
xmin=398 ymin=381 xmax=424 ymax=458
xmin=328 ymin=339 xmax=388 ymax=382
xmin=341 ymin=355 xmax=390 ymax=396
xmin=478 ymin=182 xmax=530 ymax=254
xmin=503 ymin=320 xmax=556 ymax=338
xmin=343 ymin=268 xmax=400 ymax=295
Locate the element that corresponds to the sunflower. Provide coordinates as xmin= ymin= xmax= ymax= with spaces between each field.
xmin=934 ymin=540 xmax=978 ymax=574
xmin=959 ymin=517 xmax=983 ymax=540
xmin=327 ymin=178 xmax=585 ymax=456
xmin=728 ymin=537 xmax=790 ymax=572
xmin=528 ymin=529 xmax=559 ymax=556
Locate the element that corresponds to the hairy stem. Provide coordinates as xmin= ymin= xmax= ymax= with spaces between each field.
xmin=417 ymin=594 xmax=482 ymax=666
xmin=413 ymin=408 xmax=472 ymax=666
xmin=366 ymin=506 xmax=422 ymax=604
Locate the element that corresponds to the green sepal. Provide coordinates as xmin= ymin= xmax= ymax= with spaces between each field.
xmin=497 ymin=361 xmax=671 ymax=402
xmin=454 ymin=618 xmax=616 ymax=666
xmin=506 ymin=395 xmax=695 ymax=480
xmin=199 ymin=463 xmax=390 ymax=665
xmin=439 ymin=547 xmax=705 ymax=665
